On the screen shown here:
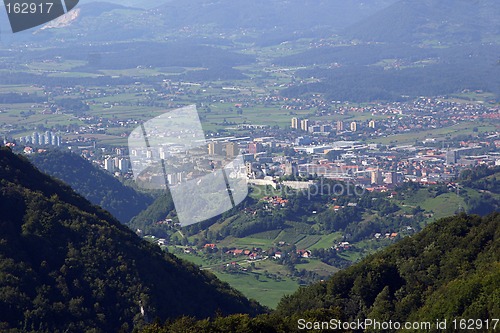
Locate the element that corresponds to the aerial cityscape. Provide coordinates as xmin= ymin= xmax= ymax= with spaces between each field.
xmin=0 ymin=0 xmax=498 ymax=332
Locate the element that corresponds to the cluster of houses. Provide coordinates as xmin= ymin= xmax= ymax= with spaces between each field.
xmin=204 ymin=243 xmax=312 ymax=261
xmin=261 ymin=196 xmax=289 ymax=207
xmin=374 ymin=232 xmax=399 ymax=240
xmin=225 ymin=247 xmax=264 ymax=260
xmin=333 ymin=241 xmax=352 ymax=252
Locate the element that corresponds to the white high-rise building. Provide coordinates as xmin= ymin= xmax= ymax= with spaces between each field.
xmin=300 ymin=119 xmax=309 ymax=131
xmin=32 ymin=132 xmax=40 ymax=145
xmin=350 ymin=121 xmax=357 ymax=132
xmin=104 ymin=157 xmax=115 ymax=173
xmin=45 ymin=131 xmax=52 ymax=145
xmin=167 ymin=173 xmax=178 ymax=185
xmin=118 ymin=158 xmax=130 ymax=172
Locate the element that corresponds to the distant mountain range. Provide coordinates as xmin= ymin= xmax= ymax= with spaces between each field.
xmin=82 ymin=0 xmax=168 ymax=9
xmin=0 ymin=0 xmax=499 ymax=100
xmin=2 ymin=0 xmax=498 ymax=47
xmin=345 ymin=0 xmax=500 ymax=44
xmin=2 ymin=0 xmax=399 ymax=42
xmin=0 ymin=147 xmax=263 ymax=332
xmin=149 ymin=0 xmax=399 ymax=32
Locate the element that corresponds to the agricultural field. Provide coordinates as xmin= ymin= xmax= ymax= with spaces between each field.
xmin=373 ymin=120 xmax=498 ymax=145
xmin=163 ymin=244 xmax=301 ymax=308
xmin=392 ymin=187 xmax=469 ymax=222
xmin=213 ymin=271 xmax=299 ymax=309
xmin=295 ymin=258 xmax=340 ymax=277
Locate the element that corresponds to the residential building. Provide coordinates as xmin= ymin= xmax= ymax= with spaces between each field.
xmin=350 ymin=121 xmax=357 ymax=132
xmin=248 ymin=142 xmax=263 ymax=154
xmin=300 ymin=119 xmax=309 ymax=131
xmin=104 ymin=157 xmax=115 ymax=173
xmin=208 ymin=141 xmax=224 ymax=156
xmin=336 ymin=120 xmax=344 ymax=131
xmin=226 ymin=142 xmax=239 ymax=157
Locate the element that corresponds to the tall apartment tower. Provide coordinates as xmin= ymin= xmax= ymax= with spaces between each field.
xmin=300 ymin=119 xmax=309 ymax=131
xmin=336 ymin=120 xmax=344 ymax=132
xmin=248 ymin=142 xmax=263 ymax=154
xmin=104 ymin=158 xmax=115 ymax=173
xmin=446 ymin=150 xmax=458 ymax=165
xmin=371 ymin=169 xmax=383 ymax=185
xmin=118 ymin=158 xmax=130 ymax=172
xmin=208 ymin=142 xmax=224 ymax=156
xmin=226 ymin=142 xmax=239 ymax=158
xmin=291 ymin=117 xmax=299 ymax=129
xmin=350 ymin=121 xmax=357 ymax=132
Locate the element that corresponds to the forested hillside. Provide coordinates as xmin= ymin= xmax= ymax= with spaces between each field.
xmin=345 ymin=0 xmax=500 ymax=44
xmin=29 ymin=150 xmax=153 ymax=224
xmin=275 ymin=212 xmax=500 ymax=321
xmin=140 ymin=212 xmax=500 ymax=332
xmin=0 ymin=147 xmax=263 ymax=332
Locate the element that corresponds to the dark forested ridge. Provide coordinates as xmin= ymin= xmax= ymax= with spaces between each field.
xmin=344 ymin=0 xmax=500 ymax=44
xmin=128 ymin=193 xmax=176 ymax=236
xmin=279 ymin=43 xmax=500 ymax=102
xmin=0 ymin=147 xmax=263 ymax=332
xmin=29 ymin=150 xmax=153 ymax=224
xmin=275 ymin=212 xmax=500 ymax=321
xmin=140 ymin=212 xmax=500 ymax=332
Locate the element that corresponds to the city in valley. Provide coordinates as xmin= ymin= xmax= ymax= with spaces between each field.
xmin=0 ymin=0 xmax=498 ymax=309
xmin=0 ymin=1 xmax=499 ymax=330
xmin=2 ymin=74 xmax=498 ymax=307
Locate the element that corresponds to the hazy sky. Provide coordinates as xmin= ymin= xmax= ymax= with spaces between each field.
xmin=81 ymin=0 xmax=164 ymax=9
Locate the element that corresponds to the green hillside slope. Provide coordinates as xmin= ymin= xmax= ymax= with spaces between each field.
xmin=139 ymin=212 xmax=500 ymax=332
xmin=29 ymin=150 xmax=153 ymax=224
xmin=275 ymin=213 xmax=500 ymax=323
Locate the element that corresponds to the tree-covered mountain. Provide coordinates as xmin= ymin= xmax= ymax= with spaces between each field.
xmin=345 ymin=0 xmax=500 ymax=44
xmin=139 ymin=212 xmax=500 ymax=332
xmin=459 ymin=165 xmax=500 ymax=216
xmin=29 ymin=150 xmax=153 ymax=224
xmin=0 ymin=147 xmax=263 ymax=332
xmin=128 ymin=193 xmax=176 ymax=236
xmin=275 ymin=212 xmax=500 ymax=322
xmin=280 ymin=52 xmax=500 ymax=102
xmin=271 ymin=0 xmax=500 ymax=102
xmin=2 ymin=0 xmax=399 ymax=45
xmin=150 ymin=0 xmax=399 ymax=33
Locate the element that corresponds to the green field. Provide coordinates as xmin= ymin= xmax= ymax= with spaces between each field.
xmin=251 ymin=229 xmax=283 ymax=240
xmin=248 ymin=185 xmax=284 ymax=200
xmin=373 ymin=120 xmax=498 ymax=145
xmin=308 ymin=232 xmax=343 ymax=250
xmin=295 ymin=258 xmax=340 ymax=277
xmin=213 ymin=271 xmax=299 ymax=309
xmin=219 ymin=236 xmax=275 ymax=249
xmin=419 ymin=193 xmax=467 ymax=221
xmin=295 ymin=235 xmax=322 ymax=249
xmin=275 ymin=229 xmax=306 ymax=244
xmin=393 ymin=188 xmax=469 ymax=222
